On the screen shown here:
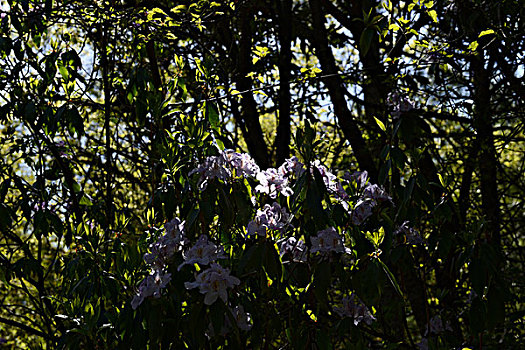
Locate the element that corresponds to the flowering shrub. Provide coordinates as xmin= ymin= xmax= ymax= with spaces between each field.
xmin=128 ymin=143 xmax=433 ymax=348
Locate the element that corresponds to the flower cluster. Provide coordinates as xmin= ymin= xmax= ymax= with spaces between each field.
xmin=255 ymin=168 xmax=293 ymax=198
xmin=345 ymin=172 xmax=392 ymax=226
xmin=189 ymin=155 xmax=232 ymax=190
xmin=223 ymin=149 xmax=260 ymax=178
xmin=189 ymin=149 xmax=260 ymax=190
xmin=143 ymin=218 xmax=187 ymax=270
xmin=387 ymin=92 xmax=415 ymax=119
xmin=184 ymin=263 xmax=241 ymax=305
xmin=394 ymin=221 xmax=424 ymax=245
xmin=363 ymin=183 xmax=392 ymax=203
xmin=425 ymin=315 xmax=452 ymax=336
xmin=278 ymin=156 xmax=305 ymax=178
xmin=134 ymin=153 xmax=396 ymax=335
xmin=132 ymin=218 xmax=187 ymax=309
xmin=131 ymin=270 xmax=172 ymax=310
xmin=311 ymin=160 xmax=348 ymax=200
xmin=351 ymin=199 xmax=376 ymax=226
xmin=311 ymin=227 xmax=349 ymax=255
xmin=246 ymin=202 xmax=290 ymax=237
xmin=206 ymin=305 xmax=253 ymax=338
xmin=178 ymin=235 xmax=226 ymax=271
xmin=334 ymin=294 xmax=376 ymax=326
xmin=279 ymin=237 xmax=308 ymax=263
xmin=343 ymin=170 xmax=369 ymax=189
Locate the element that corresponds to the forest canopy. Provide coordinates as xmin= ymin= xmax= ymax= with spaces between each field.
xmin=0 ymin=0 xmax=523 ymax=348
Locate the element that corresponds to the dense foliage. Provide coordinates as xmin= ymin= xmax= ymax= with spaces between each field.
xmin=0 ymin=0 xmax=523 ymax=348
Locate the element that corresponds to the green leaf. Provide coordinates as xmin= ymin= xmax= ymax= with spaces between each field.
xmin=467 ymin=41 xmax=479 ymax=51
xmin=469 ymin=298 xmax=487 ymax=334
xmin=374 ymin=116 xmax=386 ymax=132
xmin=377 ymin=258 xmax=403 ymax=297
xmin=79 ymin=195 xmax=93 ymax=206
xmin=364 ymin=227 xmax=385 ymax=249
xmin=428 ymin=10 xmax=438 ymax=22
xmin=0 ymin=204 xmax=13 ymax=229
xmin=64 ymin=106 xmax=84 ymax=136
xmin=316 ymin=329 xmax=332 ymax=350
xmin=378 ymin=159 xmax=391 ymax=185
xmin=206 ymin=102 xmax=219 ymax=128
xmin=437 ymin=173 xmax=445 ymax=188
xmin=314 ymin=261 xmax=331 ymax=307
xmin=359 ymin=28 xmax=375 ymax=56
xmin=263 ymin=241 xmax=282 ymax=282
xmin=478 ymin=29 xmax=495 ymax=38
xmin=58 ymin=61 xmax=69 ymax=81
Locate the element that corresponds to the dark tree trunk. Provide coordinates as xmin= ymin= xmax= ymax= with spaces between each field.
xmin=274 ymin=0 xmax=293 ymax=166
xmin=471 ymin=51 xmax=501 ymax=247
xmin=234 ymin=9 xmax=270 ymax=169
xmin=308 ymin=0 xmax=378 ymax=180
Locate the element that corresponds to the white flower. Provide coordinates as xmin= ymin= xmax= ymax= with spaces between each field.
xmin=343 ymin=170 xmax=369 ymax=189
xmin=334 ymin=294 xmax=376 ymax=326
xmin=184 ymin=263 xmax=240 ymax=305
xmin=144 ymin=218 xmax=187 ymax=269
xmin=426 ymin=315 xmax=452 ymax=335
xmin=310 ymin=227 xmax=348 ymax=254
xmin=189 ymin=150 xmax=260 ymax=190
xmin=131 ymin=270 xmax=172 ymax=310
xmin=351 ymin=199 xmax=375 ymax=225
xmin=417 ymin=338 xmax=428 ymax=350
xmin=223 ymin=150 xmax=260 ymax=178
xmin=279 ymin=237 xmax=308 ymax=262
xmin=178 ymin=235 xmax=226 ymax=270
xmin=255 ymin=168 xmax=293 ymax=198
xmin=165 ymin=217 xmax=185 ymax=238
xmin=206 ymin=305 xmax=253 ymax=337
xmin=189 ymin=155 xmax=231 ymax=190
xmin=394 ymin=221 xmax=424 ymax=245
xmin=246 ymin=202 xmax=290 ymax=237
xmin=363 ymin=184 xmax=392 ymax=203
xmin=278 ymin=156 xmax=305 ymax=177
xmin=231 ymin=305 xmax=252 ymax=331
xmin=311 ymin=160 xmax=349 ymax=200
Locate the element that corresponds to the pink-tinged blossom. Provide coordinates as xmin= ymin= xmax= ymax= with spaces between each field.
xmin=223 ymin=150 xmax=260 ymax=178
xmin=311 ymin=160 xmax=348 ymax=200
xmin=310 ymin=227 xmax=349 ymax=254
xmin=206 ymin=305 xmax=253 ymax=337
xmin=189 ymin=150 xmax=260 ymax=190
xmin=334 ymin=294 xmax=376 ymax=326
xmin=255 ymin=168 xmax=293 ymax=198
xmin=184 ymin=263 xmax=240 ymax=305
xmin=133 ymin=218 xmax=186 ymax=309
xmin=278 ymin=156 xmax=305 ymax=177
xmin=177 ymin=235 xmax=226 ymax=271
xmin=143 ymin=218 xmax=187 ymax=270
xmin=349 ymin=184 xmax=391 ymax=225
xmin=417 ymin=338 xmax=428 ymax=350
xmin=387 ymin=92 xmax=415 ymax=119
xmin=246 ymin=202 xmax=290 ymax=237
xmin=231 ymin=305 xmax=253 ymax=331
xmin=425 ymin=315 xmax=452 ymax=335
xmin=165 ymin=217 xmax=185 ymax=239
xmin=351 ymin=199 xmax=375 ymax=225
xmin=363 ymin=184 xmax=392 ymax=203
xmin=131 ymin=270 xmax=172 ymax=310
xmin=189 ymin=155 xmax=231 ymax=190
xmin=394 ymin=221 xmax=424 ymax=245
xmin=343 ymin=170 xmax=369 ymax=189
xmin=279 ymin=237 xmax=308 ymax=262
